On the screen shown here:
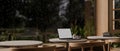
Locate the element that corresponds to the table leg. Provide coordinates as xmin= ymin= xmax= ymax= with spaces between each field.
xmin=66 ymin=42 xmax=71 ymax=51
xmin=89 ymin=46 xmax=93 ymax=51
xmin=103 ymin=45 xmax=106 ymax=51
xmin=81 ymin=47 xmax=84 ymax=51
xmin=108 ymin=43 xmax=110 ymax=51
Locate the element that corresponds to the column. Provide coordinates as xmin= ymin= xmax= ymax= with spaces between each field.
xmin=96 ymin=0 xmax=108 ymax=36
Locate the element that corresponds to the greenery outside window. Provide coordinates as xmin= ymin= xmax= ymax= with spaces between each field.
xmin=0 ymin=0 xmax=95 ymax=42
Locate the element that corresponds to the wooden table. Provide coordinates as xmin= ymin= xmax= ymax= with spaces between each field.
xmin=49 ymin=38 xmax=87 ymax=51
xmin=87 ymin=36 xmax=120 ymax=40
xmin=0 ymin=40 xmax=43 ymax=47
xmin=87 ymin=36 xmax=120 ymax=51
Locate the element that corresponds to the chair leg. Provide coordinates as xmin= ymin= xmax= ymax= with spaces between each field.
xmin=108 ymin=43 xmax=110 ymax=51
xmin=103 ymin=45 xmax=106 ymax=51
xmin=68 ymin=46 xmax=71 ymax=51
xmin=81 ymin=47 xmax=84 ymax=51
xmin=90 ymin=47 xmax=93 ymax=51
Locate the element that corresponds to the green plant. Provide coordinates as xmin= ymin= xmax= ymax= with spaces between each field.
xmin=79 ymin=27 xmax=86 ymax=38
xmin=71 ymin=25 xmax=86 ymax=38
xmin=113 ymin=32 xmax=120 ymax=37
xmin=71 ymin=25 xmax=79 ymax=35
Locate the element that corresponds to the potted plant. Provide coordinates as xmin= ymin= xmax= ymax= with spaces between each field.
xmin=71 ymin=25 xmax=86 ymax=39
xmin=79 ymin=27 xmax=86 ymax=38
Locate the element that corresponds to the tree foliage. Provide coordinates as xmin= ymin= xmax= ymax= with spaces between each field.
xmin=0 ymin=0 xmax=85 ymax=31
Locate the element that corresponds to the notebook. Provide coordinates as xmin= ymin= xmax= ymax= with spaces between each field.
xmin=57 ymin=28 xmax=73 ymax=40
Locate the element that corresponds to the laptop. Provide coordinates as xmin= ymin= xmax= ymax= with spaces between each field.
xmin=57 ymin=28 xmax=76 ymax=40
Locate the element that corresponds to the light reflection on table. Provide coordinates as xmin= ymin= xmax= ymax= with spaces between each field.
xmin=0 ymin=40 xmax=42 ymax=47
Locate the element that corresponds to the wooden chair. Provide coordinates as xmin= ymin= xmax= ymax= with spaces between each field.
xmin=69 ymin=40 xmax=106 ymax=51
xmin=41 ymin=43 xmax=66 ymax=51
xmin=12 ymin=46 xmax=56 ymax=51
xmin=105 ymin=38 xmax=120 ymax=51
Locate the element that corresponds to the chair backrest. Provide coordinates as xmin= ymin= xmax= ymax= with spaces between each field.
xmin=12 ymin=46 xmax=56 ymax=51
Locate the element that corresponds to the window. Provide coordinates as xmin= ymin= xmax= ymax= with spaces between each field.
xmin=0 ymin=0 xmax=95 ymax=41
xmin=109 ymin=0 xmax=120 ymax=33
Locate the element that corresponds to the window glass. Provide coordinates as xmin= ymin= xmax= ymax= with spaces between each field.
xmin=115 ymin=10 xmax=120 ymax=19
xmin=0 ymin=0 xmax=95 ymax=41
xmin=115 ymin=0 xmax=120 ymax=8
xmin=115 ymin=21 xmax=120 ymax=29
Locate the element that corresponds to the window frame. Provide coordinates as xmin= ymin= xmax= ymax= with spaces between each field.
xmin=109 ymin=0 xmax=120 ymax=33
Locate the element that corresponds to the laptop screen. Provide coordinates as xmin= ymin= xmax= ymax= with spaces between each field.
xmin=57 ymin=28 xmax=73 ymax=39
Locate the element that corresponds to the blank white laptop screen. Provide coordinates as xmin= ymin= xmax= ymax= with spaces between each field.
xmin=57 ymin=28 xmax=73 ymax=39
